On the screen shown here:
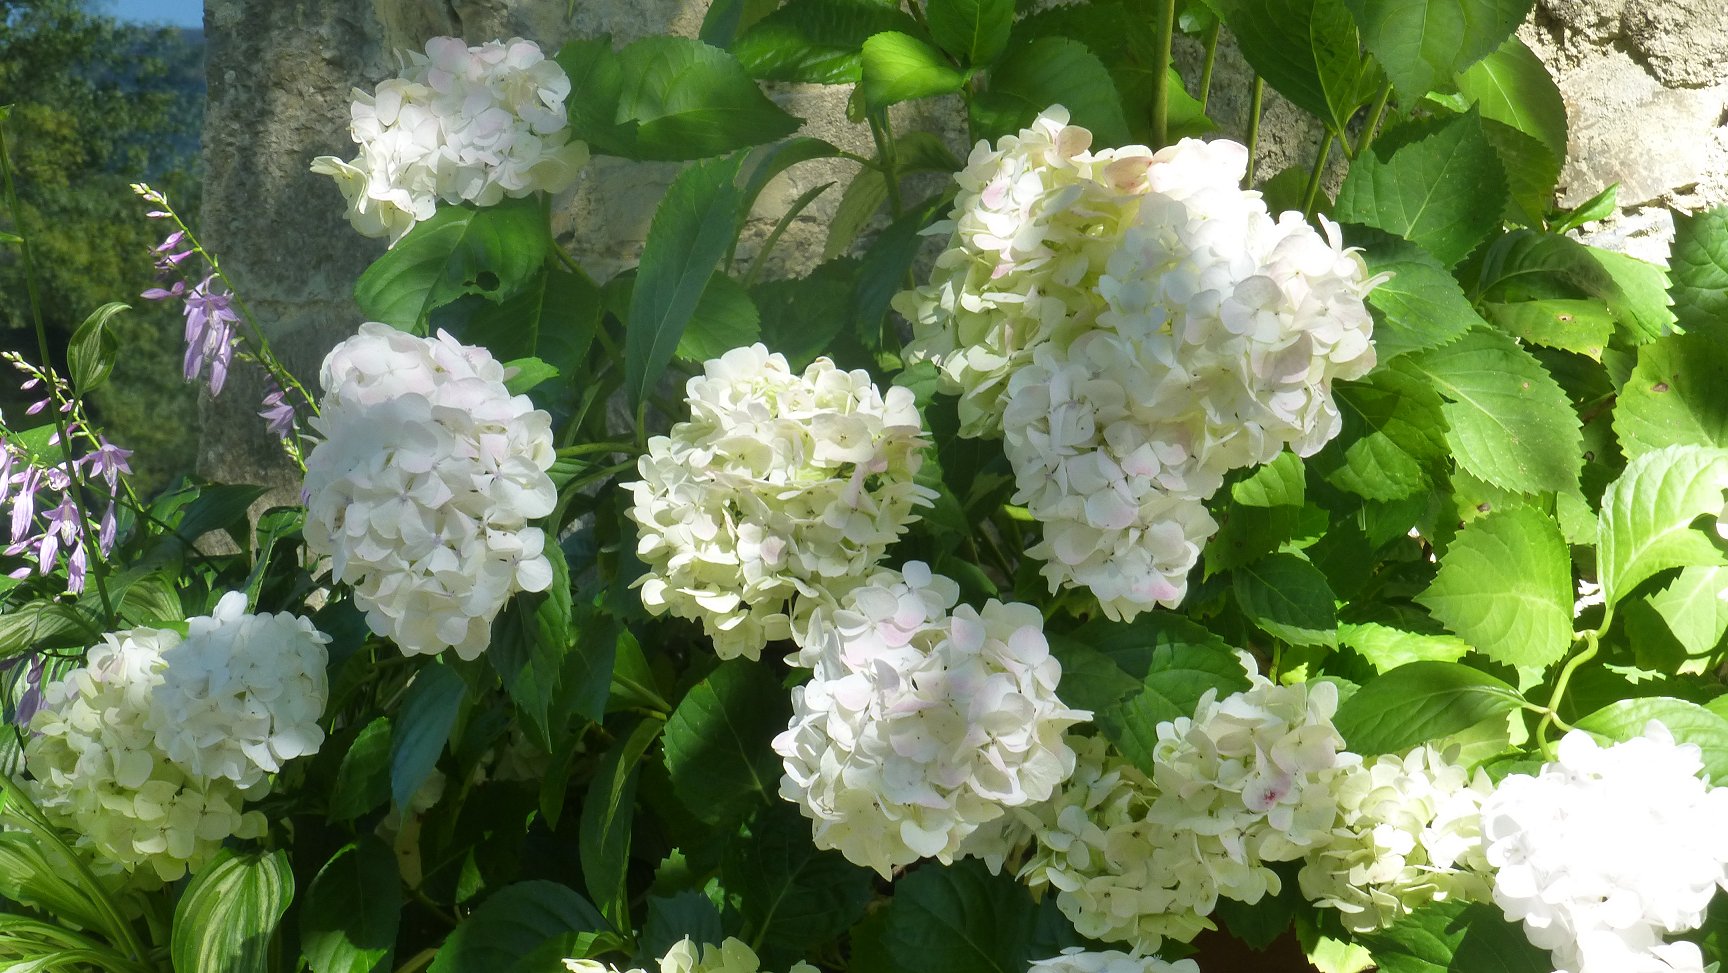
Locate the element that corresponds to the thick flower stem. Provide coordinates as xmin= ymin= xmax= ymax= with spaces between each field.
xmin=1302 ymin=132 xmax=1337 ymax=217
xmin=1353 ymin=80 xmax=1395 ymax=159
xmin=1198 ymin=21 xmax=1222 ymax=115
xmin=0 ymin=125 xmax=117 ymax=626
xmin=1242 ymin=77 xmax=1264 ymax=190
xmin=1150 ymin=0 xmax=1178 ymax=147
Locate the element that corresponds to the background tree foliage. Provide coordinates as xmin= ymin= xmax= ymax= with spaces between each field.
xmin=0 ymin=0 xmax=204 ymax=488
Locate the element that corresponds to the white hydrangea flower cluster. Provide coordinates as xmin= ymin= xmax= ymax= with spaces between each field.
xmin=152 ymin=592 xmax=331 ymax=790
xmin=303 ymin=323 xmax=557 ymax=660
xmin=1480 ymin=723 xmax=1728 ymax=973
xmin=23 ymin=596 xmax=329 ymax=883
xmin=627 ymin=344 xmax=936 ymax=661
xmin=773 ymin=562 xmax=1089 ymax=877
xmin=1298 ymin=744 xmax=1493 ymax=932
xmin=900 ymin=107 xmax=1379 ymax=619
xmin=895 ymin=107 xmax=1160 ymax=435
xmin=311 ymin=36 xmax=588 ymax=245
xmin=1022 ymin=663 xmax=1354 ymax=953
xmin=564 ymin=937 xmax=817 ymax=973
xmin=1029 ymin=947 xmax=1200 ymax=973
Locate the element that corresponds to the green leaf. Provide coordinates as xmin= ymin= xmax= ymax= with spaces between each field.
xmin=875 ymin=860 xmax=1076 ymax=973
xmin=302 ymin=839 xmax=400 ymax=973
xmin=442 ymin=266 xmax=602 ymax=382
xmin=502 ymin=357 xmax=559 ymax=396
xmin=1343 ymin=0 xmax=1533 ymax=102
xmin=1478 ymin=116 xmax=1560 ymax=229
xmin=626 ymin=153 xmax=746 ymax=411
xmin=1454 ymin=36 xmax=1566 ymax=161
xmin=1616 ymin=332 xmax=1728 ymax=461
xmin=700 ymin=0 xmax=781 ymax=46
xmin=171 ymin=849 xmax=294 ymax=973
xmin=1098 ymin=642 xmax=1253 ymax=770
xmin=726 ymin=803 xmax=874 ymax=961
xmin=67 ymin=301 xmax=128 ymax=394
xmin=489 ymin=546 xmax=576 ymax=747
xmin=1669 ymin=205 xmax=1728 ymax=332
xmin=1402 ymin=327 xmax=1583 ymax=495
xmin=662 ymin=660 xmax=788 ymax=827
xmin=1356 ymin=234 xmax=1486 ymax=360
xmin=973 ymin=37 xmax=1131 ymax=148
xmin=861 ymin=32 xmax=967 ymax=110
xmin=641 ymin=892 xmax=725 ymax=962
xmin=1597 ymin=445 xmax=1728 ymax=608
xmin=824 ymin=165 xmax=891 ymax=260
xmin=1215 ymin=0 xmax=1382 ymax=134
xmin=1549 ymin=183 xmax=1617 ymax=236
xmin=732 ymin=0 xmax=921 ymax=83
xmin=580 ymin=718 xmax=663 ymax=930
xmin=927 ymin=0 xmax=1014 ymax=65
xmin=1336 ymin=112 xmax=1508 ymax=268
xmin=1478 ymin=231 xmax=1675 ymax=344
xmin=1418 ymin=506 xmax=1573 ymax=669
xmin=1576 ymin=697 xmax=1728 ymax=781
xmin=617 ymin=37 xmax=802 ymax=160
xmin=1339 ymin=620 xmax=1471 ymax=673
xmin=1358 ymin=901 xmax=1551 ymax=973
xmin=1483 ymin=299 xmax=1613 ymax=359
xmin=1335 ymin=661 xmax=1524 ymax=754
xmin=1322 ymin=368 xmax=1450 ymax=501
xmin=390 ymin=663 xmax=465 ymax=814
xmin=1206 ymin=453 xmax=1322 ymax=573
xmin=1233 ymin=553 xmax=1338 ymax=647
xmin=329 ymin=718 xmax=392 ymax=822
xmin=428 ymin=882 xmax=606 ymax=973
xmin=1647 ymin=566 xmax=1728 ymax=658
xmin=356 ymin=199 xmax=550 ymax=332
xmin=754 ymin=258 xmax=861 ymax=369
xmin=676 ymin=273 xmax=761 ymax=361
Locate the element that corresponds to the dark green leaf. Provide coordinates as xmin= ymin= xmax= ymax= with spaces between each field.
xmin=67 ymin=301 xmax=128 ymax=394
xmin=973 ymin=37 xmax=1131 ymax=147
xmin=726 ymin=803 xmax=874 ymax=961
xmin=754 ymin=258 xmax=861 ymax=369
xmin=676 ymin=273 xmax=761 ymax=361
xmin=330 ymin=718 xmax=392 ymax=822
xmin=1333 ymin=661 xmax=1524 ymax=755
xmin=1669 ymin=205 xmax=1728 ymax=332
xmin=875 ymin=860 xmax=1078 ymax=973
xmin=1343 ymin=0 xmax=1533 ymax=102
xmin=302 ymin=839 xmax=400 ymax=973
xmin=1356 ymin=233 xmax=1486 ymax=360
xmin=171 ymin=849 xmax=294 ymax=973
xmin=443 ymin=266 xmax=602 ymax=381
xmin=1233 ymin=553 xmax=1339 ymax=647
xmin=580 ymin=718 xmax=663 ymax=929
xmin=618 ymin=37 xmax=803 ymax=160
xmin=1418 ymin=506 xmax=1573 ymax=669
xmin=626 ymin=153 xmax=746 ymax=410
xmin=490 ymin=546 xmax=575 ymax=747
xmin=732 ymin=0 xmax=920 ymax=83
xmin=860 ymin=31 xmax=967 ymax=110
xmin=1402 ymin=327 xmax=1583 ymax=495
xmin=1099 ymin=642 xmax=1253 ymax=770
xmin=1216 ymin=0 xmax=1382 ymax=133
xmin=427 ymin=882 xmax=606 ymax=973
xmin=390 ymin=663 xmax=465 ymax=814
xmin=501 ymin=357 xmax=559 ymax=396
xmin=1616 ymin=331 xmax=1728 ymax=461
xmin=640 ymin=892 xmax=725 ymax=963
xmin=661 ymin=660 xmax=788 ymax=827
xmin=927 ymin=0 xmax=1014 ymax=65
xmin=356 ymin=199 xmax=550 ymax=332
xmin=1321 ymin=368 xmax=1450 ymax=501
xmin=1336 ymin=112 xmax=1508 ymax=268
xmin=1359 ymin=900 xmax=1551 ymax=973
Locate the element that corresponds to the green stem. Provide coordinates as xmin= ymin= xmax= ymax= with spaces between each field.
xmin=1198 ymin=21 xmax=1222 ymax=116
xmin=394 ymin=946 xmax=440 ymax=973
xmin=1538 ymin=623 xmax=1607 ymax=751
xmin=557 ymin=441 xmax=641 ymax=459
xmin=1353 ymin=79 xmax=1394 ymax=159
xmin=1242 ymin=77 xmax=1264 ymax=190
xmin=0 ymin=126 xmax=117 ymax=626
xmin=1150 ymin=0 xmax=1178 ymax=147
xmin=1301 ymin=131 xmax=1337 ymax=217
xmin=866 ymin=113 xmax=903 ymax=218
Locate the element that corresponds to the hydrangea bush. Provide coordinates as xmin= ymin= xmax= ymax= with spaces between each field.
xmin=3 ymin=6 xmax=1728 ymax=973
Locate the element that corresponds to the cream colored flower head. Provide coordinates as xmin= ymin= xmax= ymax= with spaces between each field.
xmin=774 ymin=562 xmax=1090 ymax=877
xmin=627 ymin=344 xmax=935 ymax=661
xmin=303 ymin=322 xmax=557 ymax=659
xmin=312 ymin=35 xmax=588 ymax=246
xmin=564 ymin=936 xmax=816 ymax=973
xmin=1029 ymin=947 xmax=1200 ymax=973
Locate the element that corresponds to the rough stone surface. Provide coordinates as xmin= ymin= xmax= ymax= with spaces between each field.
xmin=199 ymin=0 xmax=1728 ymax=467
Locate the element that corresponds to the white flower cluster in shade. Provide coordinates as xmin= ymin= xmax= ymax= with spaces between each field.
xmin=303 ymin=323 xmax=557 ymax=659
xmin=1480 ymin=724 xmax=1728 ymax=973
xmin=1298 ymin=744 xmax=1493 ymax=933
xmin=627 ymin=344 xmax=936 ymax=661
xmin=311 ymin=36 xmax=588 ymax=246
xmin=1029 ymin=948 xmax=1200 ymax=973
xmin=23 ymin=594 xmax=329 ymax=883
xmin=899 ymin=107 xmax=1379 ymax=619
xmin=1021 ymin=665 xmax=1355 ymax=953
xmin=773 ymin=562 xmax=1089 ymax=878
xmin=564 ymin=937 xmax=816 ymax=973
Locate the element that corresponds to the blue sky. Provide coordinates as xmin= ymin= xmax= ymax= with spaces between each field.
xmin=100 ymin=0 xmax=203 ymax=28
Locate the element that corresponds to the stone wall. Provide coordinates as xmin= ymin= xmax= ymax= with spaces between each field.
xmin=197 ymin=0 xmax=1728 ymax=482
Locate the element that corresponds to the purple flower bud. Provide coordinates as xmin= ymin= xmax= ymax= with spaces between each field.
xmin=258 ymin=381 xmax=296 ymax=439
xmin=182 ymin=276 xmax=241 ymax=397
